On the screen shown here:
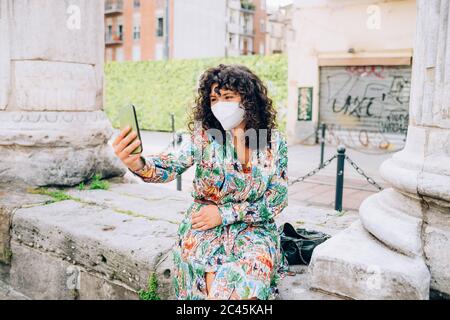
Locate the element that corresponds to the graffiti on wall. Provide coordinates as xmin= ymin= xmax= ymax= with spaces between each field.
xmin=319 ymin=66 xmax=411 ymax=152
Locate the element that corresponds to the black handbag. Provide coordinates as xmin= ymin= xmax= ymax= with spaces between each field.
xmin=279 ymin=222 xmax=331 ymax=265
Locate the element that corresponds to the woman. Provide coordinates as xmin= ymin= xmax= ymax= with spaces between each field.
xmin=113 ymin=64 xmax=289 ymax=300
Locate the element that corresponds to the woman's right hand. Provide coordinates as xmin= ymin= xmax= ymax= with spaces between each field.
xmin=112 ymin=126 xmax=145 ymax=172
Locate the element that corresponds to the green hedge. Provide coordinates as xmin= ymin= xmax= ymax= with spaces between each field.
xmin=104 ymin=54 xmax=287 ymax=133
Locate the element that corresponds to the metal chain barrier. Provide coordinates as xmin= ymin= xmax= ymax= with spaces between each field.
xmin=288 ymin=155 xmax=337 ymax=186
xmin=345 ymin=155 xmax=384 ymax=191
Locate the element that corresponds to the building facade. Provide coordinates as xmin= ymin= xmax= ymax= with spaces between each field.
xmin=105 ymin=0 xmax=174 ymax=61
xmin=265 ymin=3 xmax=294 ymax=54
xmin=287 ymin=0 xmax=417 ymax=153
xmin=105 ymin=0 xmax=268 ymax=61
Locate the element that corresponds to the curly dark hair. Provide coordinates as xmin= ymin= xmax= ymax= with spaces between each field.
xmin=188 ymin=64 xmax=278 ymax=150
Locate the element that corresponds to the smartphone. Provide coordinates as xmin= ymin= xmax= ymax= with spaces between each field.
xmin=118 ymin=104 xmax=143 ymax=155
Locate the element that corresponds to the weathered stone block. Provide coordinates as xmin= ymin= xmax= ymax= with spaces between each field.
xmin=425 ymin=225 xmax=450 ymax=295
xmin=0 ymin=144 xmax=125 ymax=187
xmin=0 ymin=278 xmax=29 ymax=300
xmin=0 ymin=111 xmax=114 ymax=147
xmin=424 ymin=205 xmax=450 ymax=296
xmin=310 ymin=221 xmax=430 ymax=300
xmin=9 ymin=242 xmax=139 ymax=300
xmin=78 ymin=270 xmax=139 ymax=300
xmin=11 ymin=61 xmax=99 ymax=111
xmin=0 ymin=111 xmax=126 ymax=186
xmin=11 ymin=198 xmax=178 ymax=296
xmin=0 ymin=185 xmax=52 ymax=264
xmin=10 ymin=242 xmax=79 ymax=300
xmin=9 ymin=0 xmax=103 ymax=65
xmin=0 ymin=207 xmax=12 ymax=264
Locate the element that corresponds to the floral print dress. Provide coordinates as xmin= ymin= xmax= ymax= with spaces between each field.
xmin=130 ymin=128 xmax=289 ymax=300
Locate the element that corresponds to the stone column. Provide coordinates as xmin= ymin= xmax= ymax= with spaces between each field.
xmin=309 ymin=0 xmax=449 ymax=299
xmin=0 ymin=0 xmax=124 ymax=186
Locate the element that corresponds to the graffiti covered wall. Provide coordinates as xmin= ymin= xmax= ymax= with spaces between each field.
xmin=319 ymin=66 xmax=411 ymax=152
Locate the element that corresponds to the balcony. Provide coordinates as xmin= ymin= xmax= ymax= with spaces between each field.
xmin=105 ymin=33 xmax=123 ymax=45
xmin=240 ymin=1 xmax=256 ymax=13
xmin=105 ymin=0 xmax=123 ymax=15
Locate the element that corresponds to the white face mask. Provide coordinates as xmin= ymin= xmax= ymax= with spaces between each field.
xmin=211 ymin=101 xmax=245 ymax=131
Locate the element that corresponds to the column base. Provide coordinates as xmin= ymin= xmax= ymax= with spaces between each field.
xmin=0 ymin=111 xmax=126 ymax=186
xmin=309 ymin=221 xmax=430 ymax=299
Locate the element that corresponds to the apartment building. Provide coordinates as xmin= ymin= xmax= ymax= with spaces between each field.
xmin=104 ymin=0 xmax=267 ymax=61
xmin=265 ymin=3 xmax=294 ymax=54
xmin=105 ymin=0 xmax=173 ymax=61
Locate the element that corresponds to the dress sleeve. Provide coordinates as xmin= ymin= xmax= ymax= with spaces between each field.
xmin=217 ymin=132 xmax=288 ymax=225
xmin=129 ymin=132 xmax=205 ymax=183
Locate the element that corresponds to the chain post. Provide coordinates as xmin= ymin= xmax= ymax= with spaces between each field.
xmin=319 ymin=123 xmax=326 ymax=168
xmin=176 ymin=132 xmax=183 ymax=191
xmin=170 ymin=113 xmax=182 ymax=191
xmin=335 ymin=145 xmax=346 ymax=212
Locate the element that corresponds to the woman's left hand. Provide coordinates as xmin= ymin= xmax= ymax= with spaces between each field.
xmin=191 ymin=205 xmax=222 ymax=231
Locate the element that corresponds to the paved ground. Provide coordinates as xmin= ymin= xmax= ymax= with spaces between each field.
xmin=114 ymin=130 xmax=393 ymax=213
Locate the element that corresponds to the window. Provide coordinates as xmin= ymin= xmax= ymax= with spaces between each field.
xmin=133 ymin=25 xmax=141 ymax=40
xmin=118 ymin=24 xmax=123 ymax=40
xmin=156 ymin=17 xmax=164 ymax=37
xmin=133 ymin=0 xmax=140 ymax=9
xmin=133 ymin=14 xmax=141 ymax=41
xmin=106 ymin=25 xmax=112 ymax=41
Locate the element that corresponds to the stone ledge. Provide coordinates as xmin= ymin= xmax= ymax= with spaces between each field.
xmin=2 ymin=182 xmax=356 ymax=300
xmin=0 ymin=184 xmax=52 ymax=264
xmin=309 ymin=221 xmax=431 ymax=300
xmin=9 ymin=241 xmax=139 ymax=300
xmin=11 ymin=198 xmax=178 ymax=299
